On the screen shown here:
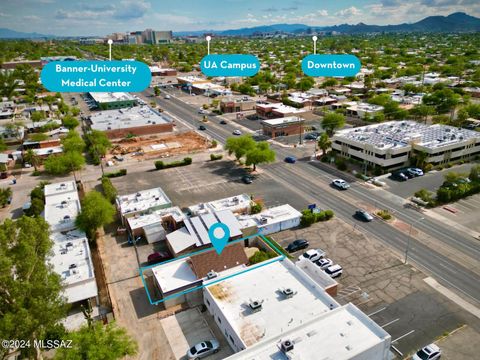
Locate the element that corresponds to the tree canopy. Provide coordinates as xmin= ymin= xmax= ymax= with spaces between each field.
xmin=322 ymin=112 xmax=346 ymax=136
xmin=75 ymin=191 xmax=115 ymax=240
xmin=0 ymin=216 xmax=67 ymax=359
xmin=54 ymin=321 xmax=138 ymax=360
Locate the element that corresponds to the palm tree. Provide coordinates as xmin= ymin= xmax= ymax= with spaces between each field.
xmin=0 ymin=187 xmax=12 ymax=207
xmin=0 ymin=72 xmax=19 ymax=99
xmin=317 ymin=132 xmax=332 ymax=157
xmin=23 ymin=149 xmax=41 ymax=171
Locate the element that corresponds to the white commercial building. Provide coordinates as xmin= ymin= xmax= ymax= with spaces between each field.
xmin=43 ymin=181 xmax=98 ymax=304
xmin=332 ymin=121 xmax=480 ymax=169
xmin=116 ymin=187 xmax=172 ymax=222
xmin=204 ymin=259 xmax=391 ymax=358
xmin=346 ymin=102 xmax=384 ymax=118
xmin=189 ymin=194 xmax=252 ymax=216
xmin=237 ymin=204 xmax=302 ymax=235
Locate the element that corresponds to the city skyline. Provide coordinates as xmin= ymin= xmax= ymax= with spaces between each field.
xmin=1 ymin=0 xmax=480 ymax=36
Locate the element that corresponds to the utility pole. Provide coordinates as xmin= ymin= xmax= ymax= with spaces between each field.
xmin=405 ymin=217 xmax=424 ymax=264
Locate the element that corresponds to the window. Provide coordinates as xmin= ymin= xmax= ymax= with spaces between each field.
xmin=206 ymin=299 xmax=210 ymax=306
xmin=217 ymin=316 xmax=222 ymax=324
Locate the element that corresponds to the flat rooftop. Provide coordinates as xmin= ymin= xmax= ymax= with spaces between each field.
xmin=261 ymin=116 xmax=304 ymax=126
xmin=334 ymin=120 xmax=480 ymax=151
xmin=225 ymin=303 xmax=390 ymax=360
xmin=89 ymin=106 xmax=172 ymax=132
xmin=117 ymin=187 xmax=171 ymax=216
xmin=205 ymin=259 xmax=339 ymax=347
xmin=89 ymin=92 xmax=135 ymax=104
xmin=257 ymin=103 xmax=305 ymax=115
xmin=44 ymin=182 xmax=81 ymax=233
xmin=190 ymin=194 xmax=252 ymax=215
xmin=49 ymin=229 xmax=98 ymax=303
xmin=238 ymin=204 xmax=301 ymax=228
xmin=127 ymin=206 xmax=185 ymax=231
xmin=152 ymin=257 xmax=199 ymax=294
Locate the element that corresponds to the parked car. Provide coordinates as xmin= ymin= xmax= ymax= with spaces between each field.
xmin=412 ymin=344 xmax=441 ymax=360
xmin=284 ymin=156 xmax=296 ymax=164
xmin=241 ymin=175 xmax=253 ymax=184
xmin=232 ymin=129 xmax=242 ymax=135
xmin=164 ymin=95 xmax=171 ymax=99
xmin=220 ymin=120 xmax=227 ymax=125
xmin=299 ymin=249 xmax=325 ymax=262
xmin=355 ymin=209 xmax=374 ymax=222
xmin=286 ymin=239 xmax=309 ymax=253
xmin=187 ymin=340 xmax=220 ymax=360
xmin=407 ymin=167 xmax=424 ymax=177
xmin=198 ymin=125 xmax=207 ymax=131
xmin=113 ymin=155 xmax=124 ymax=162
xmin=304 ymin=133 xmax=319 ymax=140
xmin=147 ymin=251 xmax=173 ymax=265
xmin=331 ymin=179 xmax=350 ymax=190
xmin=391 ymin=171 xmax=408 ymax=181
xmin=325 ymin=264 xmax=343 ymax=278
xmin=198 ymin=108 xmax=207 ymax=114
xmin=315 ymin=257 xmax=333 ymax=270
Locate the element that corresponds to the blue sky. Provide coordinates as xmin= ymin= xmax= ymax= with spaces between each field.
xmin=1 ymin=0 xmax=479 ymax=36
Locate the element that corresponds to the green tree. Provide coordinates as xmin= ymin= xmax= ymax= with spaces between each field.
xmin=70 ymin=107 xmax=80 ymax=116
xmin=224 ymin=135 xmax=256 ymax=161
xmin=317 ymin=132 xmax=331 ymax=156
xmin=75 ymin=191 xmax=115 ymax=240
xmin=0 ymin=216 xmax=67 ymax=360
xmin=153 ymin=86 xmax=160 ymax=96
xmin=54 ymin=322 xmax=137 ymax=360
xmin=44 ymin=151 xmax=85 ymax=181
xmin=29 ymin=133 xmax=49 ymax=142
xmin=0 ymin=139 xmax=6 ymax=152
xmin=322 ymin=112 xmax=345 ymax=136
xmin=23 ymin=149 xmax=41 ymax=171
xmin=62 ymin=131 xmax=85 ymax=153
xmin=30 ymin=111 xmax=46 ymax=122
xmin=469 ymin=165 xmax=480 ymax=182
xmin=62 ymin=114 xmax=80 ymax=130
xmin=86 ymin=130 xmax=112 ymax=157
xmin=0 ymin=187 xmax=12 ymax=207
xmin=245 ymin=141 xmax=275 ymax=171
xmin=296 ymin=77 xmax=315 ymax=91
xmin=0 ymin=71 xmax=19 ymax=99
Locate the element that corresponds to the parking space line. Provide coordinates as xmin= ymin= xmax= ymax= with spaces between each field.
xmin=380 ymin=318 xmax=400 ymax=328
xmin=392 ymin=330 xmax=415 ymax=343
xmin=391 ymin=345 xmax=403 ymax=357
xmin=368 ymin=307 xmax=387 ymax=317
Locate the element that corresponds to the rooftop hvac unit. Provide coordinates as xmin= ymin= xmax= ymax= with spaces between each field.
xmin=206 ymin=271 xmax=218 ymax=279
xmin=232 ymin=197 xmax=239 ymax=203
xmin=281 ymin=340 xmax=294 ymax=353
xmin=249 ymin=300 xmax=263 ymax=313
xmin=259 ymin=217 xmax=268 ymax=224
xmin=282 ymin=288 xmax=295 ymax=298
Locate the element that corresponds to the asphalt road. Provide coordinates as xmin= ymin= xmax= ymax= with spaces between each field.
xmin=141 ymin=87 xmax=480 ymax=305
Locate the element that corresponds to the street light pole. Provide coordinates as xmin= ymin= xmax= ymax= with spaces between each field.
xmin=404 ymin=217 xmax=424 ymax=264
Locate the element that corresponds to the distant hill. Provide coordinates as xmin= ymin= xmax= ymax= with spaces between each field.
xmin=174 ymin=12 xmax=480 ymax=37
xmin=0 ymin=28 xmax=53 ymax=39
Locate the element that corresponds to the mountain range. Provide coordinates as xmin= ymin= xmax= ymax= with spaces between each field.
xmin=1 ymin=12 xmax=479 ymax=39
xmin=176 ymin=12 xmax=480 ymax=36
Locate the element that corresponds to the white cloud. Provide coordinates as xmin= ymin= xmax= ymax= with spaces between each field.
xmin=335 ymin=6 xmax=362 ymax=17
xmin=23 ymin=15 xmax=40 ymax=21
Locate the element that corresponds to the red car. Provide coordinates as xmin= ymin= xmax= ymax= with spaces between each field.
xmin=147 ymin=251 xmax=172 ymax=265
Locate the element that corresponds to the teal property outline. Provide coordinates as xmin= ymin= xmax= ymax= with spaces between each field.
xmin=139 ymin=233 xmax=286 ymax=305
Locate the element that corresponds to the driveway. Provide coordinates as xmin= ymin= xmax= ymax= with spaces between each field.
xmin=160 ymin=308 xmax=233 ymax=360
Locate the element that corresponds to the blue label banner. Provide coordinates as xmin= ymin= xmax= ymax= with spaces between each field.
xmin=40 ymin=60 xmax=152 ymax=92
xmin=200 ymin=54 xmax=260 ymax=77
xmin=302 ymin=54 xmax=361 ymax=77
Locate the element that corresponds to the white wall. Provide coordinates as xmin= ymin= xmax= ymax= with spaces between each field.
xmin=203 ymin=289 xmax=246 ymax=353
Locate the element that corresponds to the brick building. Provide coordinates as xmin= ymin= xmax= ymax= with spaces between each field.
xmin=261 ymin=116 xmax=305 ymax=139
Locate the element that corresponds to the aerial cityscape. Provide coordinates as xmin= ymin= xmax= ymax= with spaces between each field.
xmin=1 ymin=1 xmax=480 ymax=360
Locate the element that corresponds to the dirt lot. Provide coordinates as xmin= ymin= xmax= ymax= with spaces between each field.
xmin=108 ymin=131 xmax=212 ymax=162
xmin=272 ymin=219 xmax=480 ymax=358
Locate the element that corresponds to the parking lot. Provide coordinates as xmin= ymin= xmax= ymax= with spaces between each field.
xmin=111 ymin=158 xmax=312 ymax=211
xmin=271 ymin=219 xmax=480 ymax=358
xmin=383 ymin=163 xmax=475 ymax=199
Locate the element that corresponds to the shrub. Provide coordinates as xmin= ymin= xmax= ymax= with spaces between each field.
xmin=415 ymin=188 xmax=433 ymax=203
xmin=300 ymin=209 xmax=316 ymax=227
xmin=211 ymin=139 xmax=218 ymax=148
xmin=324 ymin=209 xmax=335 ymax=220
xmin=104 ymin=169 xmax=127 ymax=178
xmin=424 ymin=163 xmax=433 ymax=172
xmin=101 ymin=177 xmax=117 ymax=203
xmin=373 ymin=166 xmax=383 ymax=176
xmin=335 ymin=158 xmax=347 ymax=171
xmin=376 ymin=209 xmax=392 ymax=220
xmin=155 ymin=157 xmax=193 ymax=170
xmin=315 ymin=211 xmax=326 ymax=222
xmin=250 ymin=202 xmax=262 ymax=214
xmin=249 ymin=250 xmax=276 ymax=264
xmin=210 ymin=153 xmax=223 ymax=161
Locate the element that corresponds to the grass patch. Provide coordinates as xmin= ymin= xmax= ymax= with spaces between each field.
xmin=263 ymin=235 xmax=292 ymax=259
